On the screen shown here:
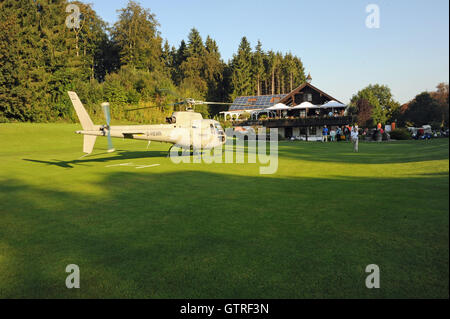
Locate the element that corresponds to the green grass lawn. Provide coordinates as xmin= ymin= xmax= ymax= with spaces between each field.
xmin=0 ymin=123 xmax=448 ymax=298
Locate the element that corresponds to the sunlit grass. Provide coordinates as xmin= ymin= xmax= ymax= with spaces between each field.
xmin=0 ymin=123 xmax=448 ymax=298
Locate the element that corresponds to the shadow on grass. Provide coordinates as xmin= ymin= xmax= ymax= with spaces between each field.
xmin=21 ymin=139 xmax=449 ymax=169
xmin=23 ymin=149 xmax=169 ymax=168
xmin=0 ymin=170 xmax=448 ymax=299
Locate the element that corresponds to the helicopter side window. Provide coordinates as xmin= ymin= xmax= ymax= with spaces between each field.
xmin=210 ymin=124 xmax=215 ymax=134
xmin=214 ymin=123 xmax=224 ymax=135
xmin=166 ymin=116 xmax=176 ymax=124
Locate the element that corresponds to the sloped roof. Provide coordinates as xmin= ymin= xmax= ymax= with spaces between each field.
xmin=278 ymin=82 xmax=344 ymax=105
xmin=229 ymin=94 xmax=287 ymax=111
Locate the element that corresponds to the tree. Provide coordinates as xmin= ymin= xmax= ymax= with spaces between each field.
xmin=172 ymin=40 xmax=188 ymax=85
xmin=350 ymin=84 xmax=400 ymax=126
xmin=230 ymin=37 xmax=253 ymax=99
xmin=356 ymin=99 xmax=373 ymax=127
xmin=186 ymin=28 xmax=205 ymax=57
xmin=179 ymin=29 xmax=208 ymax=103
xmin=0 ymin=0 xmax=310 ymax=122
xmin=291 ymin=56 xmax=306 ymax=90
xmin=283 ymin=53 xmax=296 ymax=93
xmin=430 ymin=83 xmax=449 ymax=127
xmin=75 ymin=2 xmax=110 ymax=81
xmin=112 ymin=1 xmax=163 ymax=71
xmin=266 ymin=51 xmax=278 ymax=95
xmin=0 ymin=0 xmax=101 ymax=121
xmin=252 ymin=41 xmax=265 ymax=96
xmin=161 ymin=40 xmax=176 ymax=78
xmin=403 ymin=92 xmax=442 ymax=127
xmin=204 ymin=36 xmax=226 ymax=104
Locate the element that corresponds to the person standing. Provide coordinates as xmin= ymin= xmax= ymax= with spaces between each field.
xmin=330 ymin=128 xmax=336 ymax=142
xmin=344 ymin=125 xmax=350 ymax=141
xmin=322 ymin=125 xmax=329 ymax=142
xmin=336 ymin=127 xmax=342 ymax=142
xmin=351 ymin=126 xmax=359 ymax=152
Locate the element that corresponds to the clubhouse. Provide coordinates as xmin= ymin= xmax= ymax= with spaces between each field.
xmin=222 ymin=78 xmax=354 ymax=141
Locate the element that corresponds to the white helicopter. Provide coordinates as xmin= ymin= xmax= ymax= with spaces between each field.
xmin=68 ymin=91 xmax=264 ymax=155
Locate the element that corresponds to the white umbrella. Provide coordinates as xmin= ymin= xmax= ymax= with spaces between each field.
xmin=292 ymin=102 xmax=319 ymax=109
xmin=267 ymin=103 xmax=290 ymax=110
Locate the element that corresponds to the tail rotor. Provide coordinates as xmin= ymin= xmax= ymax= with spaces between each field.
xmin=102 ymin=102 xmax=115 ymax=153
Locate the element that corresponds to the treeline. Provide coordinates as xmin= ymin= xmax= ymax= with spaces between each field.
xmin=0 ymin=0 xmax=306 ymax=123
xmin=349 ymin=83 xmax=449 ymax=128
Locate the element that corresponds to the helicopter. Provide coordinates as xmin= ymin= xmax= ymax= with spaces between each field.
xmin=68 ymin=90 xmax=267 ymax=155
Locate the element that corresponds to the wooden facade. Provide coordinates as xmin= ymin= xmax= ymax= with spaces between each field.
xmin=230 ymin=81 xmax=352 ymax=140
xmin=278 ymin=82 xmax=344 ymax=106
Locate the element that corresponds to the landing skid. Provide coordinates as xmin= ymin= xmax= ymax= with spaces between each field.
xmin=166 ymin=145 xmax=204 ymax=158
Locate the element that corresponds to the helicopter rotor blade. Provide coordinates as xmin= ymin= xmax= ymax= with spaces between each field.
xmin=125 ymin=99 xmax=272 ymax=112
xmin=125 ymin=103 xmax=177 ymax=112
xmin=200 ymin=101 xmax=270 ymax=108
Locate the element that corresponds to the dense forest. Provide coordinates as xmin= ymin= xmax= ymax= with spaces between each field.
xmin=0 ymin=0 xmax=306 ymax=123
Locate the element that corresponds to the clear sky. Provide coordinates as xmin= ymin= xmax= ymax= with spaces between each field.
xmin=80 ymin=0 xmax=449 ymax=104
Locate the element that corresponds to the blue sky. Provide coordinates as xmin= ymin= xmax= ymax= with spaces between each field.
xmin=80 ymin=0 xmax=449 ymax=104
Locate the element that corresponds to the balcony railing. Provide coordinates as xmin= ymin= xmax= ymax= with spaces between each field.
xmin=235 ymin=116 xmax=356 ymax=127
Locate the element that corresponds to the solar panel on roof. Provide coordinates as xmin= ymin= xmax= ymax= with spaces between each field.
xmin=229 ymin=94 xmax=288 ymax=111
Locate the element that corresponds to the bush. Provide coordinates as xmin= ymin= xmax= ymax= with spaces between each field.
xmin=0 ymin=115 xmax=10 ymax=123
xmin=239 ymin=112 xmax=251 ymax=120
xmin=389 ymin=128 xmax=412 ymax=140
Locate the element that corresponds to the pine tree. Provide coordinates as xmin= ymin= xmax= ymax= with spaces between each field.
xmin=161 ymin=40 xmax=175 ymax=78
xmin=292 ymin=56 xmax=306 ymax=88
xmin=266 ymin=51 xmax=278 ymax=95
xmin=252 ymin=41 xmax=265 ymax=96
xmin=204 ymin=36 xmax=226 ymax=111
xmin=179 ymin=29 xmax=208 ymax=101
xmin=187 ymin=28 xmax=205 ymax=57
xmin=230 ymin=37 xmax=253 ymax=99
xmin=172 ymin=40 xmax=188 ymax=85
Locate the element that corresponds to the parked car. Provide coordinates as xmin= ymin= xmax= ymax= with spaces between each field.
xmin=408 ymin=125 xmax=433 ymax=140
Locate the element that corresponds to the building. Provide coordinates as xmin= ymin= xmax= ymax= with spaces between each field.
xmin=223 ymin=79 xmax=354 ymax=141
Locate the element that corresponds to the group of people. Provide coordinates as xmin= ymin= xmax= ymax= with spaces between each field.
xmin=322 ymin=125 xmax=359 ymax=152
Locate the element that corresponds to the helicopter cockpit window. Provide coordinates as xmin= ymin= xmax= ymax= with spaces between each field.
xmin=166 ymin=116 xmax=176 ymax=124
xmin=214 ymin=123 xmax=224 ymax=134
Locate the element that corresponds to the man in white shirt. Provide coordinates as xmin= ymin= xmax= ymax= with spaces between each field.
xmin=351 ymin=126 xmax=359 ymax=152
